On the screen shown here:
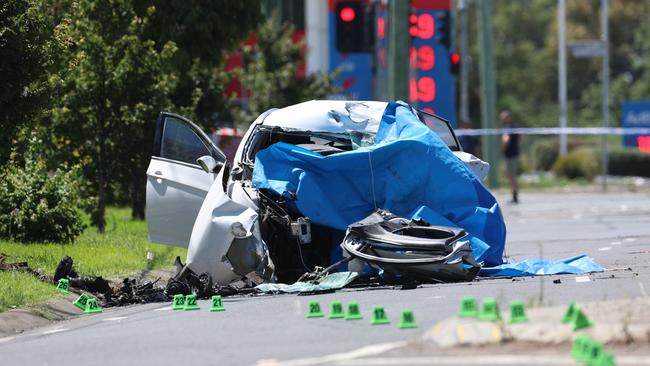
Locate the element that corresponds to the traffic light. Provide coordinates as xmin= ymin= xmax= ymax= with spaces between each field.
xmin=335 ymin=1 xmax=373 ymax=53
xmin=436 ymin=11 xmax=451 ymax=49
xmin=450 ymin=51 xmax=460 ymax=75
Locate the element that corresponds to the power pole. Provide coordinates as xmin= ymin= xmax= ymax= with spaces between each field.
xmin=558 ymin=0 xmax=568 ymax=156
xmin=600 ymin=0 xmax=609 ymax=190
xmin=459 ymin=0 xmax=470 ymax=122
xmin=478 ymin=0 xmax=499 ymax=187
xmin=388 ymin=0 xmax=409 ymax=101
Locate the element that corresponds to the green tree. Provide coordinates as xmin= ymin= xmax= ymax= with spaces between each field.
xmin=51 ymin=1 xmax=177 ymax=232
xmin=0 ymin=0 xmax=56 ymax=164
xmin=233 ymin=18 xmax=339 ymax=125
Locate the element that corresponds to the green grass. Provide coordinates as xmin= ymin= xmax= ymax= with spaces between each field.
xmin=0 ymin=272 xmax=61 ymax=312
xmin=0 ymin=207 xmax=186 ymax=311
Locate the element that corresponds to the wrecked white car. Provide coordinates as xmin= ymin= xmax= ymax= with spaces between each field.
xmin=146 ymin=100 xmax=496 ymax=294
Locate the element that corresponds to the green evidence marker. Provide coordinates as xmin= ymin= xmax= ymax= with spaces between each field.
xmin=210 ymin=295 xmax=225 ymax=312
xmin=329 ymin=301 xmax=345 ymax=319
xmin=370 ymin=306 xmax=390 ymax=325
xmin=345 ymin=302 xmax=363 ymax=320
xmin=306 ymin=301 xmax=324 ymax=318
xmin=398 ymin=309 xmax=417 ymax=329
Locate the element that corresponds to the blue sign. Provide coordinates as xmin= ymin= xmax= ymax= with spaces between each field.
xmin=622 ymin=101 xmax=650 ymax=149
xmin=410 ymin=9 xmax=456 ymax=126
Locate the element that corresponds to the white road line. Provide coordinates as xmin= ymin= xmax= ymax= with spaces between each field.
xmin=610 ymin=241 xmax=622 ymax=246
xmin=101 ymin=316 xmax=128 ymax=321
xmin=598 ymin=246 xmax=612 ymax=251
xmin=575 ymin=276 xmax=591 ymax=283
xmin=154 ymin=307 xmax=172 ymax=311
xmin=336 ymin=356 xmax=573 ymax=365
xmin=42 ymin=328 xmax=68 ymax=335
xmin=623 ymin=238 xmax=637 ymax=242
xmin=333 ymin=355 xmax=650 ymax=365
xmin=264 ymin=341 xmax=407 ymax=366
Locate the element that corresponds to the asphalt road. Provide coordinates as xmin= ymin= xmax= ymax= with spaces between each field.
xmin=2 ymin=189 xmax=649 ymax=366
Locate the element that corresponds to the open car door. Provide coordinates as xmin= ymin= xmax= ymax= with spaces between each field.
xmin=146 ymin=112 xmax=226 ymax=248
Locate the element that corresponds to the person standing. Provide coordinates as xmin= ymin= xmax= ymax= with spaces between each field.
xmin=500 ymin=111 xmax=520 ymax=203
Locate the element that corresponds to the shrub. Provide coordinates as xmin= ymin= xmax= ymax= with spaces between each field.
xmin=552 ymin=147 xmax=599 ymax=180
xmin=608 ymin=150 xmax=650 ymax=177
xmin=531 ymin=138 xmax=558 ymax=171
xmin=0 ymin=138 xmax=86 ymax=243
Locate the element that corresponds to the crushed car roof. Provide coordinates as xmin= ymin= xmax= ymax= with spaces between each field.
xmin=262 ymin=100 xmax=388 ymax=134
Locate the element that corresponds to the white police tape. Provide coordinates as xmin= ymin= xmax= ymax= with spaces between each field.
xmin=454 ymin=127 xmax=650 ymax=136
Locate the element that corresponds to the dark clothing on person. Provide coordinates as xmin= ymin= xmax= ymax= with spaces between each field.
xmin=503 ymin=127 xmax=520 ymax=158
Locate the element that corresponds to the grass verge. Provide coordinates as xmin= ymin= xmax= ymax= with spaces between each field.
xmin=0 ymin=207 xmax=186 ymax=311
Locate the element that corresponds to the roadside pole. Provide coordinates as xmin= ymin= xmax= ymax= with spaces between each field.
xmin=477 ymin=0 xmax=499 ymax=188
xmin=558 ymin=0 xmax=568 ymax=156
xmin=600 ymin=0 xmax=609 ymax=191
xmin=388 ymin=0 xmax=409 ymax=101
xmin=459 ymin=0 xmax=469 ymax=122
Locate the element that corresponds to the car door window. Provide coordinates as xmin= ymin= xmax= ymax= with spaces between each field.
xmin=160 ymin=116 xmax=212 ymax=165
xmin=418 ymin=111 xmax=461 ymax=151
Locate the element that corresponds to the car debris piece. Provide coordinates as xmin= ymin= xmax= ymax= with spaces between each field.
xmin=341 ymin=210 xmax=480 ymax=283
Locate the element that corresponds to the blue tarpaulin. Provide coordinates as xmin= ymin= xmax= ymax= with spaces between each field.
xmin=253 ymin=101 xmax=506 ymax=266
xmin=252 ymin=101 xmax=602 ymax=276
xmin=479 ymin=255 xmax=604 ymax=277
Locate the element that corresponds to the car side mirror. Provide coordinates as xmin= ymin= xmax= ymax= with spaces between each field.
xmin=197 ymin=155 xmax=219 ymax=173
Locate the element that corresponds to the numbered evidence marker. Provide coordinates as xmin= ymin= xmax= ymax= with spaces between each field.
xmin=184 ymin=294 xmax=200 ymax=310
xmin=210 ymin=295 xmax=225 ymax=312
xmin=84 ymin=298 xmax=102 ymax=314
xmin=172 ymin=294 xmax=185 ymax=310
xmin=345 ymin=302 xmax=363 ymax=320
xmin=306 ymin=301 xmax=324 ymax=318
xmin=458 ymin=295 xmax=478 ymax=318
xmin=571 ymin=335 xmax=591 ymax=362
xmin=508 ymin=301 xmax=528 ymax=324
xmin=73 ymin=293 xmax=90 ymax=310
xmin=370 ymin=306 xmax=390 ymax=325
xmin=569 ymin=307 xmax=593 ymax=331
xmin=478 ymin=298 xmax=501 ymax=321
xmin=562 ymin=302 xmax=576 ymax=324
xmin=329 ymin=300 xmax=345 ymax=319
xmin=56 ymin=278 xmax=70 ymax=294
xmin=398 ymin=309 xmax=417 ymax=329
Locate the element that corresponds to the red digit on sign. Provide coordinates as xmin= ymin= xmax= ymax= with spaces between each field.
xmin=417 ymin=13 xmax=434 ymax=39
xmin=418 ymin=77 xmax=436 ymax=102
xmin=417 ymin=46 xmax=435 ymax=70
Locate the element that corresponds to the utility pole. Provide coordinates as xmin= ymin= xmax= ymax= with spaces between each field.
xmin=558 ymin=0 xmax=568 ymax=156
xmin=478 ymin=0 xmax=499 ymax=187
xmin=601 ymin=0 xmax=609 ymax=190
xmin=388 ymin=0 xmax=409 ymax=101
xmin=459 ymin=0 xmax=469 ymax=122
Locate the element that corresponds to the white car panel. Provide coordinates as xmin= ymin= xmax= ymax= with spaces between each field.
xmin=146 ymin=158 xmax=216 ymax=248
xmin=185 ymin=166 xmax=270 ymax=284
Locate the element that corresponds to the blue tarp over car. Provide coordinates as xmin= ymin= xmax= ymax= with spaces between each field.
xmin=252 ymin=101 xmax=603 ymax=277
xmin=252 ymin=101 xmax=506 ymax=266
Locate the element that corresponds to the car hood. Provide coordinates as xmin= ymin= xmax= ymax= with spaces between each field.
xmin=262 ymin=100 xmax=388 ymax=134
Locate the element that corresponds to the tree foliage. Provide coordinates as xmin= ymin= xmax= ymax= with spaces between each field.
xmin=0 ymin=0 xmax=55 ymax=163
xmin=233 ymin=18 xmax=339 ymax=126
xmin=50 ymin=0 xmax=178 ymax=231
